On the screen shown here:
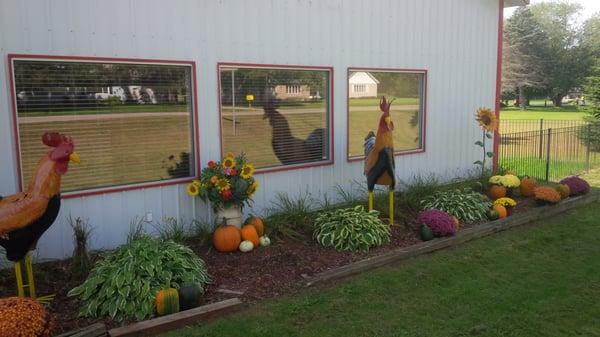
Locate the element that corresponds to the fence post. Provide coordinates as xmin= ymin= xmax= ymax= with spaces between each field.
xmin=586 ymin=123 xmax=591 ymax=172
xmin=538 ymin=118 xmax=544 ymax=159
xmin=545 ymin=128 xmax=552 ymax=182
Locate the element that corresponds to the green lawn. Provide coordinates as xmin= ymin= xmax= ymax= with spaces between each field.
xmin=500 ymin=100 xmax=588 ymax=121
xmin=163 ymin=201 xmax=600 ymax=337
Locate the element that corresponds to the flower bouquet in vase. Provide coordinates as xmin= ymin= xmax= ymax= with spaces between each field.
xmin=187 ymin=153 xmax=259 ymax=228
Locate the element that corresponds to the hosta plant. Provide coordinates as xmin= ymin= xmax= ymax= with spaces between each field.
xmin=559 ymin=176 xmax=590 ymax=196
xmin=415 ymin=209 xmax=456 ymax=237
xmin=313 ymin=205 xmax=390 ymax=252
xmin=420 ymin=188 xmax=492 ymax=223
xmin=68 ymin=235 xmax=210 ymax=321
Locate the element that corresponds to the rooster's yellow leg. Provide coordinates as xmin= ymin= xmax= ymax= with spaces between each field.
xmin=14 ymin=261 xmax=25 ymax=297
xmin=25 ymin=252 xmax=36 ymax=299
xmin=389 ymin=190 xmax=394 ymax=225
xmin=368 ymin=191 xmax=374 ymax=211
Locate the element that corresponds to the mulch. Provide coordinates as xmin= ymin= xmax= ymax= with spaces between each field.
xmin=0 ymin=198 xmax=537 ymax=334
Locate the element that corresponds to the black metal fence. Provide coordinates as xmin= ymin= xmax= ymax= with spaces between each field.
xmin=498 ymin=124 xmax=600 ymax=182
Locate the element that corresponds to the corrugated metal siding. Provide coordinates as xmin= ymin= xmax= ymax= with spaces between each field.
xmin=0 ymin=0 xmax=500 ymax=260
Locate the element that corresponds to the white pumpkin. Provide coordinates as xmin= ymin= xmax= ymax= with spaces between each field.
xmin=259 ymin=236 xmax=271 ymax=247
xmin=239 ymin=240 xmax=254 ymax=252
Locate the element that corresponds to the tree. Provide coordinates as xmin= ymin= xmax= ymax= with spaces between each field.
xmin=582 ymin=13 xmax=600 ymax=58
xmin=585 ymin=59 xmax=600 ymax=118
xmin=502 ymin=7 xmax=547 ymax=110
xmin=530 ymin=1 xmax=591 ymax=107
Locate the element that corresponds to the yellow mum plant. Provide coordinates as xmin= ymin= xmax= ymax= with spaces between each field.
xmin=494 ymin=197 xmax=516 ymax=208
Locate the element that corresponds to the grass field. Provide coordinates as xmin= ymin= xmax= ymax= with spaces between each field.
xmin=499 ymin=100 xmax=589 ymax=134
xmin=19 ymin=114 xmax=192 ymax=191
xmin=163 ymin=201 xmax=600 ymax=337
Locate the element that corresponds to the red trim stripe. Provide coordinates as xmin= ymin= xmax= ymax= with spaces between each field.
xmin=493 ymin=0 xmax=504 ymax=172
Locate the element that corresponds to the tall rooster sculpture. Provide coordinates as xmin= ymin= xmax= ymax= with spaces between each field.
xmin=0 ymin=132 xmax=79 ymax=299
xmin=364 ymin=97 xmax=396 ymax=225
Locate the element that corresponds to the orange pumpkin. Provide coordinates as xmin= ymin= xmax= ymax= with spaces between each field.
xmin=493 ymin=204 xmax=508 ymax=219
xmin=452 ymin=216 xmax=460 ymax=231
xmin=245 ymin=216 xmax=265 ymax=236
xmin=240 ymin=225 xmax=260 ymax=247
xmin=213 ymin=225 xmax=242 ymax=252
xmin=489 ymin=185 xmax=507 ymax=200
xmin=520 ymin=176 xmax=537 ymax=197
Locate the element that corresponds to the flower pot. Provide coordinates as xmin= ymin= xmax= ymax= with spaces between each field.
xmin=214 ymin=204 xmax=243 ymax=228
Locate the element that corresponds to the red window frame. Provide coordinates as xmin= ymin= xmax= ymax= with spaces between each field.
xmin=346 ymin=67 xmax=428 ymax=162
xmin=216 ymin=62 xmax=335 ymax=174
xmin=7 ymin=54 xmax=201 ymax=199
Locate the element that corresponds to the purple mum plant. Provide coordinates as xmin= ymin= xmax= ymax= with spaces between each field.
xmin=559 ymin=176 xmax=590 ymax=196
xmin=416 ymin=209 xmax=456 ymax=237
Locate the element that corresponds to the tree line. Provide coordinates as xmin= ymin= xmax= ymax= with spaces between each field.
xmin=502 ymin=1 xmax=600 ymax=109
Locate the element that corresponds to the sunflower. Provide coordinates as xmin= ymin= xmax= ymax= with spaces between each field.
xmin=240 ymin=163 xmax=255 ymax=179
xmin=216 ymin=178 xmax=231 ymax=191
xmin=222 ymin=155 xmax=236 ymax=169
xmin=476 ymin=107 xmax=497 ymax=132
xmin=210 ymin=175 xmax=219 ymax=185
xmin=192 ymin=179 xmax=201 ymax=187
xmin=187 ymin=183 xmax=200 ymax=196
xmin=247 ymin=180 xmax=259 ymax=196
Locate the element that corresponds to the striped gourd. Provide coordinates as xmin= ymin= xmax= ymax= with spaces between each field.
xmin=156 ymin=288 xmax=180 ymax=316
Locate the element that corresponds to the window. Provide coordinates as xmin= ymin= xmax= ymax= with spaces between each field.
xmin=347 ymin=68 xmax=426 ymax=159
xmin=11 ymin=56 xmax=196 ymax=193
xmin=219 ymin=64 xmax=332 ymax=170
xmin=354 ymin=84 xmax=366 ymax=93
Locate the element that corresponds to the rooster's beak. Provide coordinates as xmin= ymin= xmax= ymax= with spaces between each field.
xmin=69 ymin=152 xmax=81 ymax=164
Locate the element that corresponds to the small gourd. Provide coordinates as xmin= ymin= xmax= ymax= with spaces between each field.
xmin=239 ymin=240 xmax=254 ymax=252
xmin=213 ymin=225 xmax=242 ymax=252
xmin=488 ymin=209 xmax=499 ymax=220
xmin=452 ymin=217 xmax=460 ymax=231
xmin=245 ymin=216 xmax=265 ymax=236
xmin=556 ymin=184 xmax=570 ymax=199
xmin=259 ymin=236 xmax=271 ymax=246
xmin=178 ymin=283 xmax=203 ymax=311
xmin=493 ymin=204 xmax=508 ymax=219
xmin=240 ymin=225 xmax=260 ymax=247
xmin=156 ymin=288 xmax=180 ymax=316
xmin=419 ymin=225 xmax=434 ymax=241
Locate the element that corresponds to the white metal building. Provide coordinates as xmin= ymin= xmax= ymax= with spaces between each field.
xmin=0 ymin=0 xmax=527 ymax=261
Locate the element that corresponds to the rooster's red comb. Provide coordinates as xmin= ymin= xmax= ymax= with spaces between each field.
xmin=42 ymin=132 xmax=72 ymax=147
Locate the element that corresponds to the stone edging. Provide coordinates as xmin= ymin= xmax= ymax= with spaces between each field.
xmin=304 ymin=192 xmax=600 ymax=287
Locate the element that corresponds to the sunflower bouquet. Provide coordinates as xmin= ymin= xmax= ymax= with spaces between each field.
xmin=474 ymin=107 xmax=497 ymax=178
xmin=187 ymin=152 xmax=259 ymax=210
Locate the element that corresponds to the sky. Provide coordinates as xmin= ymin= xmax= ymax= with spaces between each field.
xmin=505 ymin=0 xmax=600 ymax=23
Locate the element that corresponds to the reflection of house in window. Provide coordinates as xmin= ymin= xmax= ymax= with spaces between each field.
xmin=348 ymin=72 xmax=379 ymax=98
xmin=274 ymin=84 xmax=311 ymax=99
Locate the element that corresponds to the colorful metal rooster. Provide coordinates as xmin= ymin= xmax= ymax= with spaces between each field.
xmin=0 ymin=132 xmax=79 ymax=299
xmin=364 ymin=97 xmax=396 ymax=224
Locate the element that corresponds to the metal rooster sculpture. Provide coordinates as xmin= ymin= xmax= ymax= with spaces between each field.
xmin=0 ymin=132 xmax=79 ymax=299
xmin=364 ymin=97 xmax=396 ymax=224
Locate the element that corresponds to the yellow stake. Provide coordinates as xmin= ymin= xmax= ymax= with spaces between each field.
xmin=389 ymin=191 xmax=394 ymax=225
xmin=25 ymin=252 xmax=36 ymax=299
xmin=14 ymin=261 xmax=25 ymax=297
xmin=368 ymin=191 xmax=374 ymax=211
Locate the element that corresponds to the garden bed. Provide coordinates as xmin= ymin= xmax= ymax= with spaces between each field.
xmin=1 ymin=191 xmax=597 ymax=335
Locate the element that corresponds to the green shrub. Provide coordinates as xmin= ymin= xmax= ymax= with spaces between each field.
xmin=420 ymin=188 xmax=492 ymax=223
xmin=313 ymin=205 xmax=390 ymax=252
xmin=67 ymin=236 xmax=210 ymax=321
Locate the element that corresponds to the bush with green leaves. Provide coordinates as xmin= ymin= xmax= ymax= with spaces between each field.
xmin=313 ymin=205 xmax=390 ymax=252
xmin=67 ymin=235 xmax=210 ymax=321
xmin=420 ymin=188 xmax=491 ymax=223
